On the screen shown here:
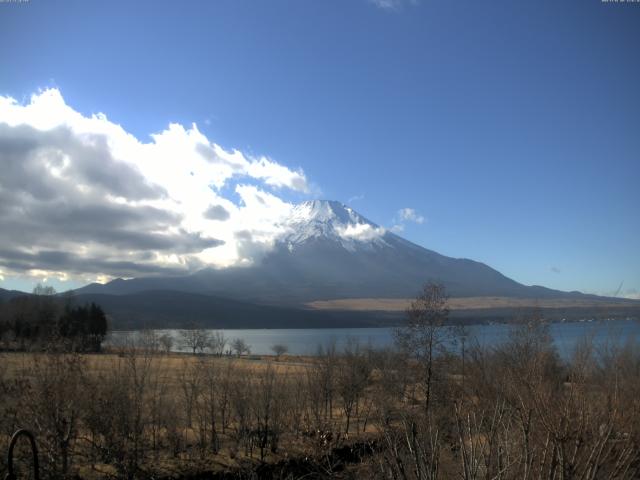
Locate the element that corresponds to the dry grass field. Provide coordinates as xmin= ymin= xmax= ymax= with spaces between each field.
xmin=307 ymin=295 xmax=638 ymax=311
xmin=1 ymin=350 xmax=314 ymax=391
xmin=0 ymin=349 xmax=381 ymax=479
xmin=2 ymin=317 xmax=640 ymax=480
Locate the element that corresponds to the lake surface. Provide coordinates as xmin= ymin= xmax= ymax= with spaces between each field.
xmin=107 ymin=318 xmax=640 ymax=358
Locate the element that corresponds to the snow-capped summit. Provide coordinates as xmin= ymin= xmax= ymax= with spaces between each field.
xmin=77 ymin=199 xmax=586 ymax=305
xmin=280 ymin=200 xmax=389 ymax=251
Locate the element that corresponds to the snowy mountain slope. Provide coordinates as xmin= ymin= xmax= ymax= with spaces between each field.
xmin=75 ymin=200 xmax=589 ymax=304
xmin=280 ymin=200 xmax=390 ymax=252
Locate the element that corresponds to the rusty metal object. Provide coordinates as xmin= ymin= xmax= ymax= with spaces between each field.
xmin=5 ymin=429 xmax=39 ymax=480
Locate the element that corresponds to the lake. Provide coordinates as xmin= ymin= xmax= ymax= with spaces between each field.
xmin=107 ymin=318 xmax=640 ymax=358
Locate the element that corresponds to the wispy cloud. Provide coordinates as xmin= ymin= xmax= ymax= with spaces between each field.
xmin=368 ymin=0 xmax=418 ymax=11
xmin=391 ymin=207 xmax=425 ymax=233
xmin=397 ymin=208 xmax=425 ymax=224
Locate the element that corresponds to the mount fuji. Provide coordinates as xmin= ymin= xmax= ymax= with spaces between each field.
xmin=77 ymin=200 xmax=583 ymax=304
xmin=68 ymin=200 xmax=640 ymax=328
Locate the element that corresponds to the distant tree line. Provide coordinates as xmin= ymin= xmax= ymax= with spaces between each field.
xmin=0 ymin=284 xmax=108 ymax=352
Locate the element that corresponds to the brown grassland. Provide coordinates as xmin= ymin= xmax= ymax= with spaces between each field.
xmin=0 ymin=346 xmax=384 ymax=479
xmin=1 ymin=314 xmax=640 ymax=480
xmin=307 ymin=296 xmax=639 ymax=312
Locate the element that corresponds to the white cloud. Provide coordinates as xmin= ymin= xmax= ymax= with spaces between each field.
xmin=246 ymin=157 xmax=309 ymax=192
xmin=337 ymin=223 xmax=386 ymax=241
xmin=397 ymin=207 xmax=424 ymax=224
xmin=194 ymin=138 xmax=308 ymax=192
xmin=390 ymin=207 xmax=425 ymax=233
xmin=0 ymin=88 xmax=309 ymax=282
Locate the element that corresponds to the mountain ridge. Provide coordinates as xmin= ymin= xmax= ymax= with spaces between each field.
xmin=74 ymin=200 xmax=608 ymax=305
xmin=3 ymin=285 xmax=638 ymax=330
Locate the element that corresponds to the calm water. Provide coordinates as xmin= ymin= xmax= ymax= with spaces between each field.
xmin=107 ymin=318 xmax=640 ymax=358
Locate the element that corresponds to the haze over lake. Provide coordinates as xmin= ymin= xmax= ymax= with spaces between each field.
xmin=108 ymin=319 xmax=640 ymax=358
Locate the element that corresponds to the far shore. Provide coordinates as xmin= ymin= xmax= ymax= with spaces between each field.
xmin=307 ymin=296 xmax=640 ymax=312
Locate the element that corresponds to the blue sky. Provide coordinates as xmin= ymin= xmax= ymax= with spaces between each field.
xmin=0 ymin=0 xmax=638 ymax=297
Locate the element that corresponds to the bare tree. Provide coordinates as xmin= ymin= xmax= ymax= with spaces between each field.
xmin=336 ymin=339 xmax=371 ymax=434
xmin=32 ymin=283 xmax=57 ymax=296
xmin=209 ymin=331 xmax=227 ymax=356
xmin=158 ymin=333 xmax=174 ymax=354
xmin=271 ymin=343 xmax=288 ymax=359
xmin=196 ymin=356 xmax=222 ymax=453
xmin=229 ymin=371 xmax=252 ymax=457
xmin=145 ymin=356 xmax=172 ymax=458
xmin=179 ymin=327 xmax=212 ymax=355
xmin=26 ymin=352 xmax=87 ymax=477
xmin=251 ymin=365 xmax=285 ymax=460
xmin=231 ymin=338 xmax=251 ymax=357
xmin=227 ymin=362 xmax=240 ymax=433
xmin=395 ymin=282 xmax=450 ymax=414
xmin=316 ymin=341 xmax=338 ymax=425
xmin=139 ymin=329 xmax=160 ymax=353
xmin=178 ymin=359 xmax=203 ymax=434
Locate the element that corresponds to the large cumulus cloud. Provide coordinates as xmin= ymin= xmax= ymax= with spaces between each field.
xmin=0 ymin=89 xmax=309 ymax=283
